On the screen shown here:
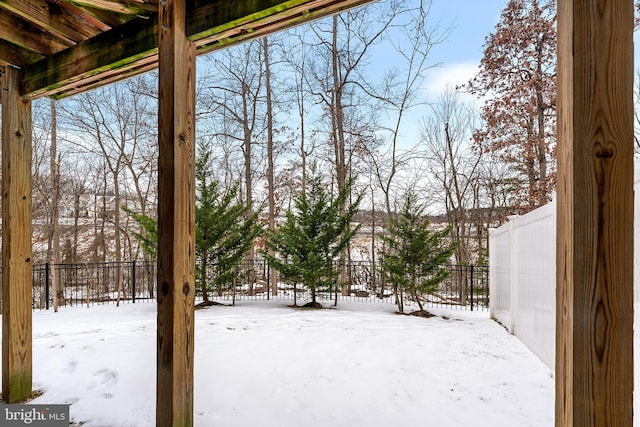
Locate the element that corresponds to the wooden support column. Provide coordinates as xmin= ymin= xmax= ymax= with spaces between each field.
xmin=156 ymin=0 xmax=196 ymax=425
xmin=556 ymin=0 xmax=634 ymax=426
xmin=0 ymin=65 xmax=33 ymax=403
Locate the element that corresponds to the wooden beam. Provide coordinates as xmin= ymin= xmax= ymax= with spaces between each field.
xmin=55 ymin=1 xmax=111 ymax=32
xmin=556 ymin=0 xmax=634 ymax=425
xmin=1 ymin=65 xmax=33 ymax=403
xmin=69 ymin=0 xmax=157 ymax=14
xmin=191 ymin=0 xmax=379 ymax=54
xmin=72 ymin=3 xmax=133 ymax=28
xmin=21 ymin=14 xmax=157 ymax=99
xmin=50 ymin=59 xmax=156 ymax=99
xmin=0 ymin=8 xmax=72 ymax=56
xmin=0 ymin=38 xmax=44 ymax=68
xmin=20 ymin=0 xmax=376 ymax=99
xmin=156 ymin=0 xmax=195 ymax=425
xmin=0 ymin=0 xmax=102 ymax=43
xmin=188 ymin=0 xmax=375 ymax=44
xmin=21 ymin=13 xmax=157 ymax=98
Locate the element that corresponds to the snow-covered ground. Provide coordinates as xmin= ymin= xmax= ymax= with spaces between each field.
xmin=5 ymin=300 xmax=554 ymax=426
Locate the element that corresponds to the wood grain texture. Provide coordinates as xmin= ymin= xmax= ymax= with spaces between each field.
xmin=73 ymin=3 xmax=132 ymax=28
xmin=0 ymin=8 xmax=71 ymax=55
xmin=71 ymin=0 xmax=157 ymax=14
xmin=0 ymin=37 xmax=44 ymax=67
xmin=1 ymin=65 xmax=33 ymax=403
xmin=0 ymin=0 xmax=102 ymax=43
xmin=156 ymin=0 xmax=196 ymax=425
xmin=21 ymin=14 xmax=158 ymax=99
xmin=556 ymin=0 xmax=634 ymax=425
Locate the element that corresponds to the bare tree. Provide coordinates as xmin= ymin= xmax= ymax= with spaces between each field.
xmin=474 ymin=155 xmax=518 ymax=261
xmin=262 ymin=36 xmax=281 ymax=295
xmin=280 ymin=29 xmax=317 ymax=195
xmin=59 ymin=77 xmax=155 ymax=305
xmin=200 ymin=41 xmax=268 ymax=294
xmin=421 ymin=89 xmax=481 ymax=266
xmin=304 ymin=2 xmax=407 ymax=294
xmin=369 ymin=0 xmax=447 ymax=216
xmin=31 ymin=98 xmax=60 ymax=307
xmin=48 ymin=99 xmax=61 ymax=311
xmin=66 ymin=168 xmax=91 ymax=262
xmin=30 ymin=103 xmax=47 ymax=254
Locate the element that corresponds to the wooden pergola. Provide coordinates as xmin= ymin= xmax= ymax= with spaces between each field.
xmin=0 ymin=0 xmax=634 ymax=426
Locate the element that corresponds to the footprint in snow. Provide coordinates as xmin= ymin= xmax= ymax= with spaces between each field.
xmin=89 ymin=369 xmax=118 ymax=389
xmin=35 ymin=331 xmax=60 ymax=339
xmin=63 ymin=360 xmax=77 ymax=374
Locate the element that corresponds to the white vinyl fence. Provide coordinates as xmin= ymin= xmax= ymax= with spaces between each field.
xmin=489 ymin=201 xmax=556 ymax=369
xmin=490 ymin=169 xmax=640 ymax=424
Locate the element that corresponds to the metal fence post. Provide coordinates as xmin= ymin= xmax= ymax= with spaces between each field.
xmin=45 ymin=262 xmax=50 ymax=310
xmin=132 ymin=260 xmax=136 ymax=303
xmin=470 ymin=264 xmax=474 ymax=312
xmin=266 ymin=260 xmax=270 ymax=300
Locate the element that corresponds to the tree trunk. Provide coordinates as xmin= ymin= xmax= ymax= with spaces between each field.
xmin=49 ymin=99 xmax=61 ymax=312
xmin=73 ymin=192 xmax=81 ymax=262
xmin=445 ymin=121 xmax=471 ymax=268
xmin=242 ymin=83 xmax=255 ymax=296
xmin=293 ymin=282 xmax=297 ymax=307
xmin=330 ymin=15 xmax=349 ymax=296
xmin=98 ymin=169 xmax=108 ymax=263
xmin=370 ymin=188 xmax=377 ymax=294
xmin=297 ymin=64 xmax=309 ymax=195
xmin=536 ymin=36 xmax=548 ymax=206
xmin=201 ymin=251 xmax=209 ymax=303
xmin=393 ymin=283 xmax=404 ymax=314
xmin=413 ymin=290 xmax=424 ymax=312
xmin=113 ymin=169 xmax=123 ymax=307
xmin=263 ymin=37 xmax=279 ymax=297
xmin=412 ymin=272 xmax=423 ymax=312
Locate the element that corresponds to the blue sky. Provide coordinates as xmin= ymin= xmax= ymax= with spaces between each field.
xmin=429 ymin=0 xmax=504 ymax=62
xmin=418 ymin=0 xmax=640 ymax=120
xmin=425 ymin=0 xmax=640 ymax=93
xmin=422 ymin=0 xmax=505 ymax=96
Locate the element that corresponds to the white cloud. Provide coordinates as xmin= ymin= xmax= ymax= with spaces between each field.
xmin=423 ymin=60 xmax=481 ymax=100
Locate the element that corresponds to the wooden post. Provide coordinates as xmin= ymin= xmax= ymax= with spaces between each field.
xmin=156 ymin=0 xmax=196 ymax=425
xmin=556 ymin=0 xmax=634 ymax=426
xmin=0 ymin=65 xmax=33 ymax=403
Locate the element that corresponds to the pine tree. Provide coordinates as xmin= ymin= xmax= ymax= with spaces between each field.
xmin=122 ymin=205 xmax=158 ymax=260
xmin=263 ymin=171 xmax=362 ymax=307
xmin=380 ymin=191 xmax=457 ymax=314
xmin=123 ymin=142 xmax=263 ymax=303
xmin=195 ymin=142 xmax=263 ymax=302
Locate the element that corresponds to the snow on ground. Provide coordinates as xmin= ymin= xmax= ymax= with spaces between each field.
xmin=4 ymin=299 xmax=554 ymax=426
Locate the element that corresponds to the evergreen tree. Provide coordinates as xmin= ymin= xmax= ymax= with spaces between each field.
xmin=123 ymin=142 xmax=263 ymax=302
xmin=122 ymin=205 xmax=158 ymax=260
xmin=380 ymin=191 xmax=457 ymax=314
xmin=195 ymin=142 xmax=263 ymax=302
xmin=263 ymin=171 xmax=362 ymax=307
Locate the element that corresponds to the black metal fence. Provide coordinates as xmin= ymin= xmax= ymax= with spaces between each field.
xmin=1 ymin=259 xmax=489 ymax=311
xmin=30 ymin=260 xmax=157 ymax=309
xmin=208 ymin=259 xmax=489 ymax=312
